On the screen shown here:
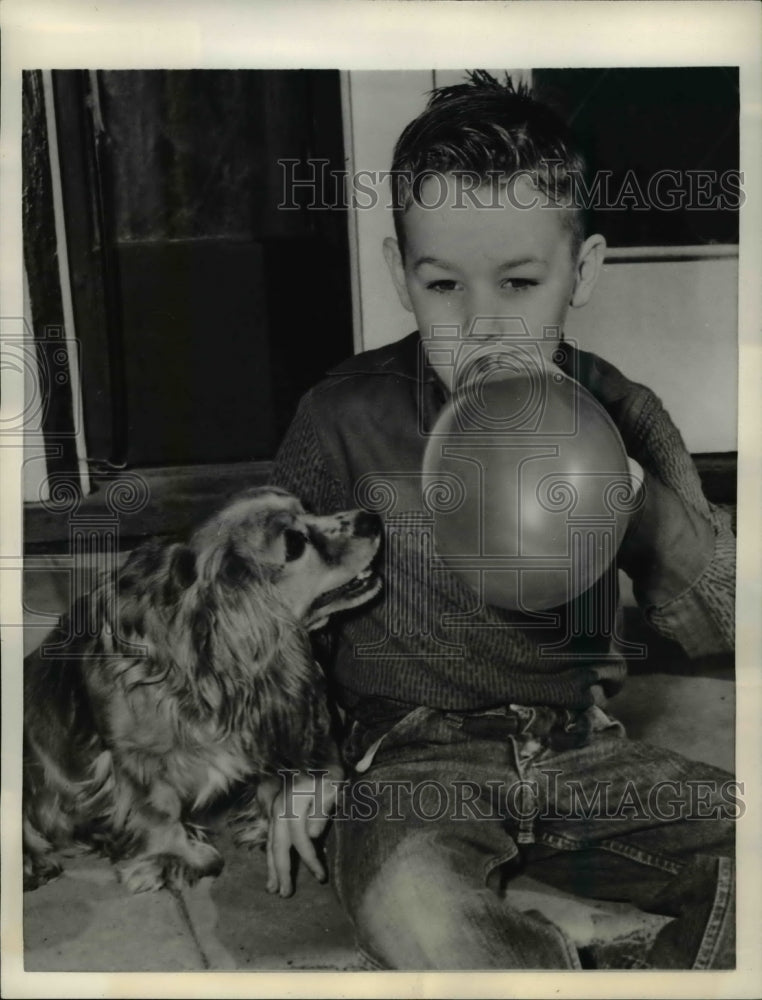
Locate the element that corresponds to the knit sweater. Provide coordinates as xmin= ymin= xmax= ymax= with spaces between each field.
xmin=272 ymin=332 xmax=735 ymax=728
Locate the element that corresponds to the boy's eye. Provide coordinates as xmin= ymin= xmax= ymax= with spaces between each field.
xmin=426 ymin=280 xmax=460 ymax=293
xmin=283 ymin=528 xmax=308 ymax=562
xmin=501 ymin=278 xmax=537 ymax=291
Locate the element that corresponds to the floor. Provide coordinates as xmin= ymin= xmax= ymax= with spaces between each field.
xmin=17 ymin=558 xmax=735 ymax=972
xmin=22 ymin=826 xmax=363 ymax=972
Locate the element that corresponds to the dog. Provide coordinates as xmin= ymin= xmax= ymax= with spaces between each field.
xmin=23 ymin=486 xmax=382 ymax=893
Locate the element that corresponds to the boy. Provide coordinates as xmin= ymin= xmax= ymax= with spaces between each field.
xmin=266 ymin=75 xmax=736 ymax=969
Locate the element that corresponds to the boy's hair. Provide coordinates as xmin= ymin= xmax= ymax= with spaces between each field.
xmin=390 ymin=71 xmax=587 ymax=257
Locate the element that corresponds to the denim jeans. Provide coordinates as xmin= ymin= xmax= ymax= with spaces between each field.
xmin=328 ymin=705 xmax=736 ymax=970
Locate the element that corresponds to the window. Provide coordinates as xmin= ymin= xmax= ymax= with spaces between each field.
xmin=532 ymin=67 xmax=740 ymax=247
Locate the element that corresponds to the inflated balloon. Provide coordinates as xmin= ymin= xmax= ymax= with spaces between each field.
xmin=422 ymin=368 xmax=638 ymax=612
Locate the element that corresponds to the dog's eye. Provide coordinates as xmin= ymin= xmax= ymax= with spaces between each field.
xmin=283 ymin=528 xmax=308 ymax=562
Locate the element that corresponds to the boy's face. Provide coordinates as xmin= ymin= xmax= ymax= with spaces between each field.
xmin=384 ymin=174 xmax=605 ymax=391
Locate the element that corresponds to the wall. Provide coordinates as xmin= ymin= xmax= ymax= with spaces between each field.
xmin=342 ymin=70 xmax=434 ymax=353
xmin=342 ymin=70 xmax=739 ymax=455
xmin=564 ymin=254 xmax=737 ymax=453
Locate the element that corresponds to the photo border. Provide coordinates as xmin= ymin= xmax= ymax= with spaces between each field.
xmin=2 ymin=2 xmax=760 ymax=997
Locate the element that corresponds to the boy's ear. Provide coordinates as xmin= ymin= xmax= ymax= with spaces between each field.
xmin=383 ymin=237 xmax=414 ymax=313
xmin=570 ymin=234 xmax=607 ymax=309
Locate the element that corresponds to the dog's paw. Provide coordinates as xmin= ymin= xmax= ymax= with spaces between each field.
xmin=162 ymin=851 xmax=224 ymax=890
xmin=185 ymin=835 xmax=225 ymax=877
xmin=118 ymin=856 xmax=167 ymax=893
xmin=23 ymin=853 xmax=63 ymax=891
xmin=230 ymin=814 xmax=269 ymax=849
xmin=119 ymin=842 xmax=225 ymax=893
xmin=180 ymin=840 xmax=225 ymax=885
xmin=228 ymin=786 xmax=272 ymax=849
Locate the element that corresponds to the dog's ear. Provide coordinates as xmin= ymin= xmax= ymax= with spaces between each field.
xmin=171 ymin=545 xmax=198 ymax=588
xmin=160 ymin=544 xmax=198 ymax=607
xmin=174 ymin=545 xmax=268 ymax=716
xmin=218 ymin=542 xmax=258 ymax=589
xmin=240 ymin=628 xmax=332 ymax=772
xmin=188 ymin=585 xmax=329 ymax=768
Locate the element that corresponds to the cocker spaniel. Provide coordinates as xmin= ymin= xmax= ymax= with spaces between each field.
xmin=23 ymin=486 xmax=382 ymax=893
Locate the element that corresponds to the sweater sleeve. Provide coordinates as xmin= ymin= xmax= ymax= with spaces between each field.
xmin=641 ymin=505 xmax=736 ymax=658
xmin=621 ymin=390 xmax=736 ymax=658
xmin=270 ymin=390 xmax=349 ymax=516
xmin=559 ymin=344 xmax=735 ymax=658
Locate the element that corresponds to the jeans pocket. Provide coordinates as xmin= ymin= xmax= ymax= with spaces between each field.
xmin=350 ymin=705 xmax=441 ymax=772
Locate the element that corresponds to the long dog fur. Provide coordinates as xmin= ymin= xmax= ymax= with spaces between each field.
xmin=23 ymin=486 xmax=381 ymax=892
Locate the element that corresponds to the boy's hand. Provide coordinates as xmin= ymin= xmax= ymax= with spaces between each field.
xmin=621 ymin=459 xmax=715 ymax=607
xmin=260 ymin=766 xmax=344 ymax=898
xmin=555 ymin=343 xmax=716 ymax=607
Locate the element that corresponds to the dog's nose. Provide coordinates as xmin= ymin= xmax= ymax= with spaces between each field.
xmin=354 ymin=510 xmax=382 ymax=538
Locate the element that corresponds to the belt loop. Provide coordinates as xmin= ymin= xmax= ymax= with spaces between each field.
xmin=507 ymin=735 xmax=541 ymax=845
